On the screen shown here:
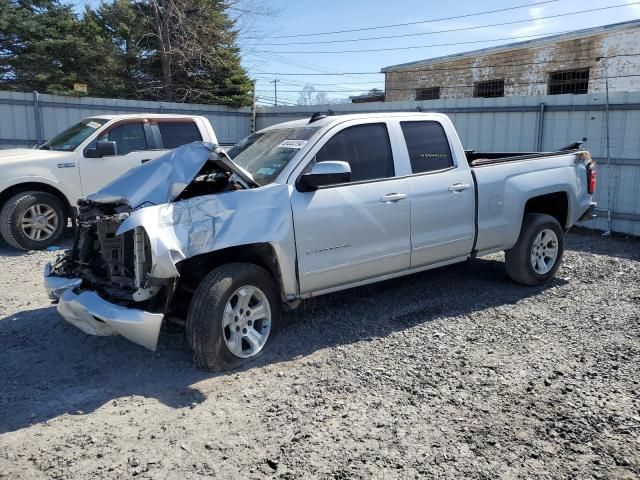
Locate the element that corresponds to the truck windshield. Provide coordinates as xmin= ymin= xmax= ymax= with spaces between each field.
xmin=227 ymin=127 xmax=319 ymax=185
xmin=40 ymin=119 xmax=108 ymax=151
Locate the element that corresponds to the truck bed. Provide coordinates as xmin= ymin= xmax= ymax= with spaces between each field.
xmin=465 ymin=142 xmax=583 ymax=167
xmin=468 ymin=147 xmax=593 ymax=258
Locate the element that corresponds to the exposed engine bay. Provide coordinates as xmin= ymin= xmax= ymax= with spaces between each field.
xmin=49 ymin=148 xmax=251 ymax=310
xmin=44 ymin=140 xmax=298 ymax=355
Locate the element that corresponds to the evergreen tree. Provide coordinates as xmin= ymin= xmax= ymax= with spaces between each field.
xmin=0 ymin=0 xmax=94 ymax=94
xmin=81 ymin=0 xmax=148 ymax=98
xmin=0 ymin=0 xmax=253 ymax=105
xmin=124 ymin=0 xmax=253 ymax=105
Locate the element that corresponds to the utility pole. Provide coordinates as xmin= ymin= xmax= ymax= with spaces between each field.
xmin=270 ymin=79 xmax=280 ymax=106
xmin=597 ymin=56 xmax=613 ymax=236
xmin=251 ymin=80 xmax=257 ymax=133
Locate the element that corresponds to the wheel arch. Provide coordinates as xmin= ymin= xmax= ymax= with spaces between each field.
xmin=176 ymin=242 xmax=288 ymax=302
xmin=0 ymin=182 xmax=74 ymax=218
xmin=523 ymin=191 xmax=569 ymax=230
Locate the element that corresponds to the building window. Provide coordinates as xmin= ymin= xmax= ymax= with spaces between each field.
xmin=548 ymin=68 xmax=590 ymax=95
xmin=416 ymin=87 xmax=440 ymax=101
xmin=473 ymin=79 xmax=505 ymax=98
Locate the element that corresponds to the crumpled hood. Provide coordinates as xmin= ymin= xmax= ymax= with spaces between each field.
xmin=86 ymin=142 xmax=215 ymax=209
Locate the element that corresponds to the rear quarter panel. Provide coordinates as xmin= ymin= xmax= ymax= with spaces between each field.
xmin=473 ymin=155 xmax=592 ymax=254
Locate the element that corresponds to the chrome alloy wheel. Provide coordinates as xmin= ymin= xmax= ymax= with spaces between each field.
xmin=530 ymin=228 xmax=559 ymax=274
xmin=21 ymin=204 xmax=59 ymax=241
xmin=222 ymin=285 xmax=272 ymax=358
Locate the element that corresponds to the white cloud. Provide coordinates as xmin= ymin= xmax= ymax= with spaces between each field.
xmin=529 ymin=7 xmax=544 ymax=19
xmin=627 ymin=0 xmax=640 ymax=16
xmin=509 ymin=5 xmax=553 ymax=37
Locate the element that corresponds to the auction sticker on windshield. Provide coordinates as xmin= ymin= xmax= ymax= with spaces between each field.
xmin=87 ymin=121 xmax=102 ymax=129
xmin=278 ymin=140 xmax=308 ymax=149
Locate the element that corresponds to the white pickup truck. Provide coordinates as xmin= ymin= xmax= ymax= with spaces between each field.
xmin=0 ymin=114 xmax=218 ymax=250
xmin=45 ymin=112 xmax=597 ymax=371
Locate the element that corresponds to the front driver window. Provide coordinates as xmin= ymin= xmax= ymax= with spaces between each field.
xmin=97 ymin=122 xmax=147 ymax=156
xmin=315 ymin=123 xmax=394 ymax=183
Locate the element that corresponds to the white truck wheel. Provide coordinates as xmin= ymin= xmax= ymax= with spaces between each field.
xmin=0 ymin=191 xmax=67 ymax=250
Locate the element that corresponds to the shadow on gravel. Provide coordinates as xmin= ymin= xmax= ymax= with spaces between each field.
xmin=0 ymin=304 xmax=209 ymax=433
xmin=567 ymin=227 xmax=640 ymax=261
xmin=0 ymin=254 xmax=569 ymax=433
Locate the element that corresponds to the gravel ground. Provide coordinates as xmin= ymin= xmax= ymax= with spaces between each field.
xmin=0 ymin=229 xmax=639 ymax=479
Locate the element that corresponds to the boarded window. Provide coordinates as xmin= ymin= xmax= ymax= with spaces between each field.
xmin=416 ymin=87 xmax=440 ymax=101
xmin=473 ymin=79 xmax=505 ymax=98
xmin=548 ymin=69 xmax=590 ymax=95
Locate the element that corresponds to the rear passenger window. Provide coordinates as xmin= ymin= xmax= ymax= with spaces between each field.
xmin=315 ymin=123 xmax=394 ymax=183
xmin=158 ymin=122 xmax=202 ymax=149
xmin=401 ymin=121 xmax=454 ymax=173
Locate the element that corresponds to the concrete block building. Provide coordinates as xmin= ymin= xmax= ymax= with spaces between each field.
xmin=381 ymin=20 xmax=640 ymax=102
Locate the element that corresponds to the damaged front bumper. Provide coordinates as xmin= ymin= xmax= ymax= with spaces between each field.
xmin=44 ymin=263 xmax=163 ymax=351
xmin=44 ymin=262 xmax=82 ymax=300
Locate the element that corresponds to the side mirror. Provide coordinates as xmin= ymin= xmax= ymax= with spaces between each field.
xmin=86 ymin=140 xmax=117 ymax=158
xmin=299 ymin=161 xmax=351 ymax=191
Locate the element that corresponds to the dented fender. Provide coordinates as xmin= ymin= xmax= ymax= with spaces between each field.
xmin=116 ymin=183 xmax=299 ymax=297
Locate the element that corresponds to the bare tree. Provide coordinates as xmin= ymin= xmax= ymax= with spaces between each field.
xmin=297 ymin=83 xmax=316 ymax=105
xmin=314 ymin=91 xmax=328 ymax=105
xmin=130 ymin=0 xmax=272 ymax=104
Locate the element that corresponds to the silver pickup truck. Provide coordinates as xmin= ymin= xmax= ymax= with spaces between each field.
xmin=45 ymin=112 xmax=597 ymax=370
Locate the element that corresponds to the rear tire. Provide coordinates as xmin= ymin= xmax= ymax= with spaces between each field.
xmin=0 ymin=191 xmax=67 ymax=250
xmin=505 ymin=213 xmax=564 ymax=286
xmin=186 ymin=263 xmax=281 ymax=371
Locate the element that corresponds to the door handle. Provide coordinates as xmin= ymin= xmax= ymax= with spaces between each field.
xmin=448 ymin=183 xmax=471 ymax=192
xmin=380 ymin=193 xmax=407 ymax=203
xmin=141 ymin=158 xmax=151 ymax=164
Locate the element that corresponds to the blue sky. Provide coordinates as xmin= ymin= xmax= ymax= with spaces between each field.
xmin=73 ymin=0 xmax=640 ymax=105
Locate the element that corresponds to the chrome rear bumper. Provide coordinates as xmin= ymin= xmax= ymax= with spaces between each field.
xmin=44 ymin=263 xmax=163 ymax=351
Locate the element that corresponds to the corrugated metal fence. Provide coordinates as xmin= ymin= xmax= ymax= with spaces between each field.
xmin=0 ymin=91 xmax=252 ymax=148
xmin=1 ymin=90 xmax=639 ymax=235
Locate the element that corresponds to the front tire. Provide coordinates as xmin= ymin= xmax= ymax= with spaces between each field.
xmin=0 ymin=191 xmax=67 ymax=250
xmin=186 ymin=263 xmax=281 ymax=371
xmin=505 ymin=213 xmax=564 ymax=286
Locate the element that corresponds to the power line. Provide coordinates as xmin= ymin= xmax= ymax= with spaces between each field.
xmin=256 ymin=95 xmax=299 ymax=106
xmin=376 ymin=52 xmax=640 ymax=74
xmin=249 ymin=53 xmax=640 ymax=95
xmin=254 ymin=52 xmax=336 ymax=75
xmin=251 ymin=53 xmax=640 ymax=76
xmin=246 ymin=0 xmax=560 ymax=39
xmin=246 ymin=3 xmax=640 ymax=46
xmin=257 ymin=30 xmax=577 ymax=54
xmin=254 ymin=79 xmax=384 ymax=86
xmin=253 ymin=73 xmax=640 ymax=93
xmin=252 ymin=51 xmax=367 ymax=82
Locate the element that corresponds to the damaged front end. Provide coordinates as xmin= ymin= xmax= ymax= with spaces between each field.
xmin=44 ymin=205 xmax=168 ymax=350
xmin=44 ymin=142 xmax=256 ymax=351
